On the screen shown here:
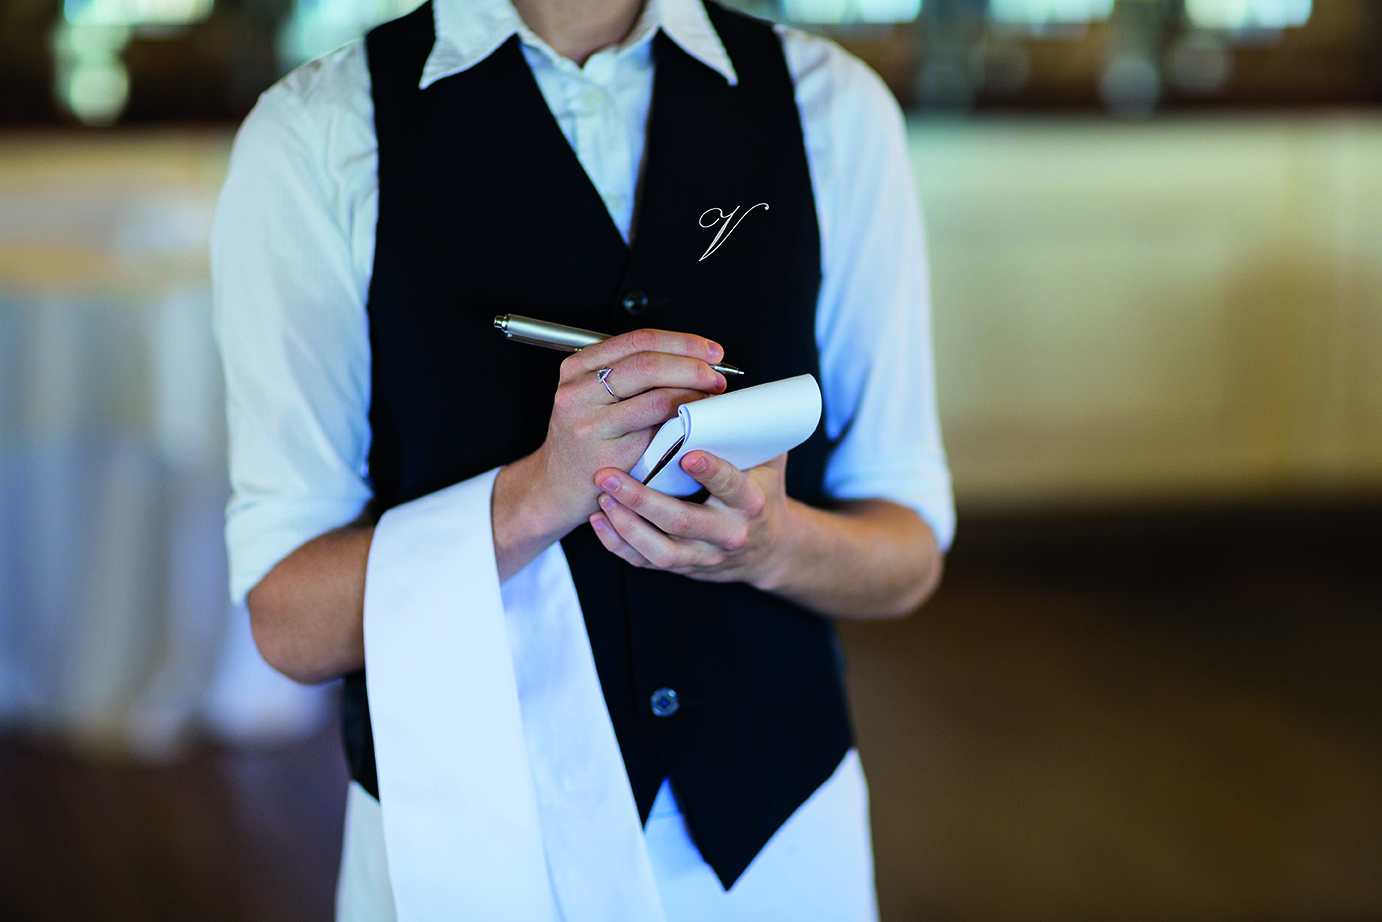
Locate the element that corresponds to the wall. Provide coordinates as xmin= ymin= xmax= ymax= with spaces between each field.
xmin=914 ymin=114 xmax=1382 ymax=508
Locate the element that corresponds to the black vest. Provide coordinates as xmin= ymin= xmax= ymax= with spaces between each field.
xmin=351 ymin=0 xmax=853 ymax=886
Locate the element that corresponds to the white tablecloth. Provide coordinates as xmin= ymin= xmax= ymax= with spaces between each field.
xmin=0 ymin=130 xmax=328 ymax=759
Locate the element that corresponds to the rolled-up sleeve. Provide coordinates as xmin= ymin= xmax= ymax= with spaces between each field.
xmin=211 ymin=47 xmax=377 ymax=604
xmin=785 ymin=27 xmax=955 ymax=550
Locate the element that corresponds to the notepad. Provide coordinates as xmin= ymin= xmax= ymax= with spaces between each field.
xmin=629 ymin=374 xmax=823 ymax=497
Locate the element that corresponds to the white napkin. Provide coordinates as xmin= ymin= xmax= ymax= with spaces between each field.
xmin=630 ymin=374 xmax=823 ymax=496
xmin=364 ymin=468 xmax=666 ymax=922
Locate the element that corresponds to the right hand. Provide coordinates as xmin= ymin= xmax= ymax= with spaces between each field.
xmin=492 ymin=329 xmax=727 ymax=579
xmin=536 ymin=328 xmax=727 ymax=528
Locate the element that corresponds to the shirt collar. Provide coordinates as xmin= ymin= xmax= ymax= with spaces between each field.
xmin=420 ymin=0 xmax=738 ymax=89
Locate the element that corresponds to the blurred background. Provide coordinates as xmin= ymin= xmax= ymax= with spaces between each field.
xmin=1 ymin=1 xmax=1379 ymax=920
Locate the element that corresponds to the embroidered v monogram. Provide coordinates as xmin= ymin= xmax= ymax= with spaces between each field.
xmin=699 ymin=203 xmax=769 ymax=261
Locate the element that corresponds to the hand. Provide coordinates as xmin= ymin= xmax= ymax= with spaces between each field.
xmin=587 ymin=451 xmax=794 ymax=590
xmin=492 ymin=330 xmax=727 ymax=580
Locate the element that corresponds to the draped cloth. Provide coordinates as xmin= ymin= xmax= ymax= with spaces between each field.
xmin=363 ymin=468 xmax=667 ymax=921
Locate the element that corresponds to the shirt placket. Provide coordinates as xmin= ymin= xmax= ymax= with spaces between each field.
xmin=568 ymin=52 xmax=636 ymax=240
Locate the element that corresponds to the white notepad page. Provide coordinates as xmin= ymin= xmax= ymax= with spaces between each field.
xmin=630 ymin=374 xmax=823 ymax=496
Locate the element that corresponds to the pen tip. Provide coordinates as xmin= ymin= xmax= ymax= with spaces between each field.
xmin=493 ymin=315 xmax=507 ymax=331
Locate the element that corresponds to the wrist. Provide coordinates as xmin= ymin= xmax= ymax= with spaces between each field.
xmin=492 ymin=450 xmax=569 ymax=579
xmin=749 ymin=497 xmax=807 ymax=595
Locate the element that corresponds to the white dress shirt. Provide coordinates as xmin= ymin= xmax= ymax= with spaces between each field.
xmin=212 ymin=0 xmax=953 ymax=606
xmin=212 ymin=0 xmax=953 ymax=918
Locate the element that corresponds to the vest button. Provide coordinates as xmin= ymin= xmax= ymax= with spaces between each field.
xmin=649 ymin=688 xmax=679 ymax=717
xmin=621 ymin=289 xmax=650 ymax=316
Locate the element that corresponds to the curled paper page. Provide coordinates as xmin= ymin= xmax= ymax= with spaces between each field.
xmin=630 ymin=374 xmax=823 ymax=497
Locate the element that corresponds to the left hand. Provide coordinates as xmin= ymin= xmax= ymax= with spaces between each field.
xmin=589 ymin=451 xmax=793 ymax=589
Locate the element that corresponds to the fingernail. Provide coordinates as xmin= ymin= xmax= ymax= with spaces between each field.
xmin=591 ymin=515 xmax=607 ymax=532
xmin=714 ymin=373 xmax=726 ymax=390
xmin=688 ymin=455 xmax=707 ymax=473
xmin=599 ymin=493 xmax=616 ymax=511
xmin=708 ymin=341 xmax=724 ymax=362
xmin=600 ymin=475 xmax=619 ymax=492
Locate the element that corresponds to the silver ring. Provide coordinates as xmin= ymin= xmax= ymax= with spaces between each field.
xmin=597 ymin=367 xmax=621 ymax=401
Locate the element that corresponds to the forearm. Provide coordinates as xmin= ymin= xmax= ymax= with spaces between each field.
xmin=248 ymin=463 xmax=564 ymax=683
xmin=248 ymin=446 xmax=617 ymax=683
xmin=760 ymin=498 xmax=943 ymax=620
xmin=247 ymin=522 xmax=374 ymax=684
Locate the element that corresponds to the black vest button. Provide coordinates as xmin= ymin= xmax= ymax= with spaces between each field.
xmin=621 ymin=289 xmax=650 ymax=316
xmin=650 ymin=688 xmax=680 ymax=717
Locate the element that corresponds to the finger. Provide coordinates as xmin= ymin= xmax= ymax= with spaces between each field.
xmin=680 ymin=451 xmax=768 ymax=514
xmin=597 ymin=492 xmax=715 ymax=571
xmin=595 ymin=388 xmax=708 ymax=440
xmin=561 ymin=329 xmax=724 ymax=380
xmin=589 ymin=511 xmax=651 ymax=568
xmin=595 ymin=468 xmax=743 ymax=549
xmin=598 ymin=352 xmax=726 ymax=401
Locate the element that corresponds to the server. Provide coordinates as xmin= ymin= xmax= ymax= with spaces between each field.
xmin=212 ymin=0 xmax=954 ymax=917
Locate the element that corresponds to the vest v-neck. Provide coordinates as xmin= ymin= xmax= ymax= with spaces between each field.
xmin=491 ymin=35 xmax=632 ymax=254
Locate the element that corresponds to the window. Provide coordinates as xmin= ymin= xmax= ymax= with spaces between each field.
xmin=989 ymin=0 xmax=1114 ymax=29
xmin=1185 ymin=0 xmax=1312 ymax=31
xmin=781 ymin=0 xmax=922 ymax=26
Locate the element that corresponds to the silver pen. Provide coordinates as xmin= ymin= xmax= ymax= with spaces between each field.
xmin=493 ymin=314 xmax=745 ymax=375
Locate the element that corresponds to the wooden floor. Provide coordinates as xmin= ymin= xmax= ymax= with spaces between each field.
xmin=0 ymin=720 xmax=347 ymax=922
xmin=849 ymin=504 xmax=1382 ymax=922
xmin=2 ymin=504 xmax=1379 ymax=922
